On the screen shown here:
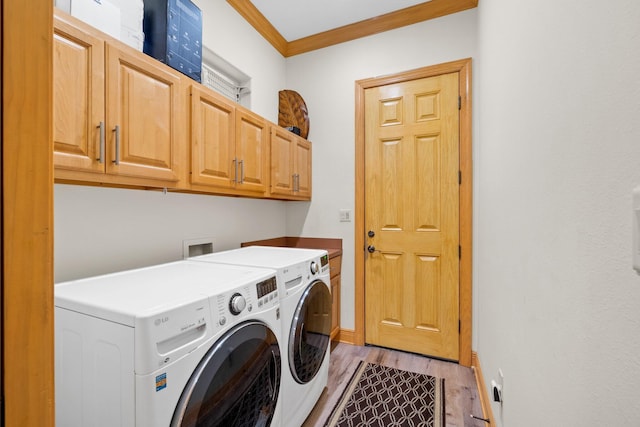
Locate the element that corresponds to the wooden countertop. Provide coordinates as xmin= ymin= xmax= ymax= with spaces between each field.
xmin=241 ymin=236 xmax=342 ymax=258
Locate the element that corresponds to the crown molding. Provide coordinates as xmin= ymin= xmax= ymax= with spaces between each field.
xmin=227 ymin=0 xmax=288 ymax=56
xmin=227 ymin=0 xmax=478 ymax=57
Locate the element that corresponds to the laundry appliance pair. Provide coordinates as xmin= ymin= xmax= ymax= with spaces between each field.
xmin=55 ymin=246 xmax=332 ymax=427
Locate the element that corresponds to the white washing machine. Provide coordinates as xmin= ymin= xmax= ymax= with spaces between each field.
xmin=191 ymin=246 xmax=332 ymax=427
xmin=55 ymin=260 xmax=284 ymax=427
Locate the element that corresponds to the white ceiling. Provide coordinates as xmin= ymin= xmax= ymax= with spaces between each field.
xmin=250 ymin=0 xmax=432 ymax=41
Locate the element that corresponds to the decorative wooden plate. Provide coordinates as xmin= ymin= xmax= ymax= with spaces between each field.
xmin=278 ymin=90 xmax=310 ymax=139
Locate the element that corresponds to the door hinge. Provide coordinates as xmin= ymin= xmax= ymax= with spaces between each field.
xmin=459 ymin=320 xmax=461 ymax=333
xmin=458 ymin=170 xmax=462 ymax=185
xmin=458 ymin=245 xmax=462 ymax=259
xmin=458 ymin=95 xmax=462 ymax=110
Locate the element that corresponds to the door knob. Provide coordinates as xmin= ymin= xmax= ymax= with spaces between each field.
xmin=367 ymin=245 xmax=376 ymax=253
xmin=368 ymin=230 xmax=375 ymax=238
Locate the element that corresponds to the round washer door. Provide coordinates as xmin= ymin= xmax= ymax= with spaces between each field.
xmin=289 ymin=279 xmax=331 ymax=384
xmin=171 ymin=320 xmax=281 ymax=427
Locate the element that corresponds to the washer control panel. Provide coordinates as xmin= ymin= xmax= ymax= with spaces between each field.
xmin=256 ymin=276 xmax=278 ymax=308
xmin=214 ymin=275 xmax=278 ymax=329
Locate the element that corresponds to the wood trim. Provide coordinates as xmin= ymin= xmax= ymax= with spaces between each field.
xmin=336 ymin=328 xmax=358 ymax=345
xmin=2 ymin=0 xmax=55 ymax=425
xmin=354 ymin=58 xmax=473 ymax=366
xmin=226 ymin=0 xmax=478 ymax=57
xmin=287 ymin=0 xmax=478 ymax=57
xmin=472 ymin=352 xmax=497 ymax=426
xmin=226 ymin=0 xmax=288 ymax=56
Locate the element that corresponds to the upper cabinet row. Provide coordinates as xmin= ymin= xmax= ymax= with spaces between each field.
xmin=52 ymin=10 xmax=311 ymax=201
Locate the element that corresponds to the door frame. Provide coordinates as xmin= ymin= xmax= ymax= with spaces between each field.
xmin=354 ymin=58 xmax=472 ymax=367
xmin=2 ymin=0 xmax=55 ymax=425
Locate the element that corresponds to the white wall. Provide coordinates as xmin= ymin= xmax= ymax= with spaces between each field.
xmin=54 ymin=185 xmax=287 ymax=282
xmin=476 ymin=0 xmax=640 ymax=425
xmin=55 ymin=1 xmax=288 ymax=282
xmin=192 ymin=0 xmax=285 ymax=121
xmin=284 ymin=10 xmax=478 ymax=330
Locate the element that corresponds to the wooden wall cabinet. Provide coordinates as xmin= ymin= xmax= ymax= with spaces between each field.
xmin=190 ymin=85 xmax=269 ymax=196
xmin=269 ymin=125 xmax=312 ymax=200
xmin=53 ymin=12 xmax=185 ymax=188
xmin=52 ymin=9 xmax=311 ymax=200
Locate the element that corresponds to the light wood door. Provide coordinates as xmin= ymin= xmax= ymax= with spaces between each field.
xmin=236 ymin=108 xmax=268 ymax=194
xmin=106 ymin=43 xmax=181 ymax=183
xmin=190 ymin=85 xmax=236 ymax=189
xmin=53 ymin=15 xmax=105 ymax=173
xmin=364 ymin=72 xmax=460 ymax=360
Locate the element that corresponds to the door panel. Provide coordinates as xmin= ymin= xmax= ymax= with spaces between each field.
xmin=190 ymin=86 xmax=236 ymax=188
xmin=236 ymin=109 xmax=268 ymax=193
xmin=364 ymin=73 xmax=460 ymax=360
xmin=294 ymin=138 xmax=311 ymax=197
xmin=106 ymin=44 xmax=180 ymax=182
xmin=53 ymin=17 xmax=104 ymax=173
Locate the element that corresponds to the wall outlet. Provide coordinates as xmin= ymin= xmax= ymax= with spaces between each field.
xmin=491 ymin=380 xmax=503 ymax=403
xmin=492 ymin=368 xmax=504 ymax=405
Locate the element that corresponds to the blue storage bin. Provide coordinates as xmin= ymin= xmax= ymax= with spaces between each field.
xmin=143 ymin=0 xmax=202 ymax=82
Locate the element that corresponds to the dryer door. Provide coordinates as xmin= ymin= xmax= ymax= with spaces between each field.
xmin=171 ymin=320 xmax=281 ymax=427
xmin=289 ymin=279 xmax=332 ymax=384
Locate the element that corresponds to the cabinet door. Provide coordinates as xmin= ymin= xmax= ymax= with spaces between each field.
xmin=53 ymin=15 xmax=105 ymax=173
xmin=191 ymin=86 xmax=236 ymax=189
xmin=106 ymin=43 xmax=182 ymax=184
xmin=236 ymin=108 xmax=269 ymax=194
xmin=330 ymin=275 xmax=341 ymax=340
xmin=294 ymin=137 xmax=312 ymax=199
xmin=270 ymin=126 xmax=295 ymax=196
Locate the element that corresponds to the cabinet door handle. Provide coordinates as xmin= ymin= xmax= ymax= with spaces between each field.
xmin=112 ymin=125 xmax=120 ymax=165
xmin=97 ymin=121 xmax=105 ymax=163
xmin=294 ymin=174 xmax=299 ymax=192
xmin=233 ymin=158 xmax=238 ymax=183
xmin=239 ymin=160 xmax=244 ymax=184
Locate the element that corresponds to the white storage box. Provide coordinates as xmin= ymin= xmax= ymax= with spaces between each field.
xmin=54 ymin=0 xmax=145 ymax=51
xmin=71 ymin=0 xmax=121 ymax=40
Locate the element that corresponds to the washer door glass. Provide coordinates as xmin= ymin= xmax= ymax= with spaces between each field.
xmin=172 ymin=321 xmax=281 ymax=427
xmin=289 ymin=279 xmax=331 ymax=384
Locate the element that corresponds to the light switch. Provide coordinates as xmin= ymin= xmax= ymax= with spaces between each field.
xmin=339 ymin=209 xmax=352 ymax=222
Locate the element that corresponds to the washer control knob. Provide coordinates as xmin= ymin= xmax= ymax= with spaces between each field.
xmin=229 ymin=293 xmax=246 ymax=315
xmin=310 ymin=261 xmax=319 ymax=275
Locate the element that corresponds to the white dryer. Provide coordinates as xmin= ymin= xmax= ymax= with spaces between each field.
xmin=55 ymin=260 xmax=284 ymax=427
xmin=191 ymin=246 xmax=332 ymax=427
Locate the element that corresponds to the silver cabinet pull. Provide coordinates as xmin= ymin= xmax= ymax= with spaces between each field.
xmin=112 ymin=125 xmax=120 ymax=165
xmin=233 ymin=158 xmax=238 ymax=183
xmin=293 ymin=174 xmax=300 ymax=192
xmin=239 ymin=160 xmax=244 ymax=184
xmin=97 ymin=122 xmax=105 ymax=163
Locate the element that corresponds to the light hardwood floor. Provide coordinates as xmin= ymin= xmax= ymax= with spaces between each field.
xmin=302 ymin=343 xmax=485 ymax=427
